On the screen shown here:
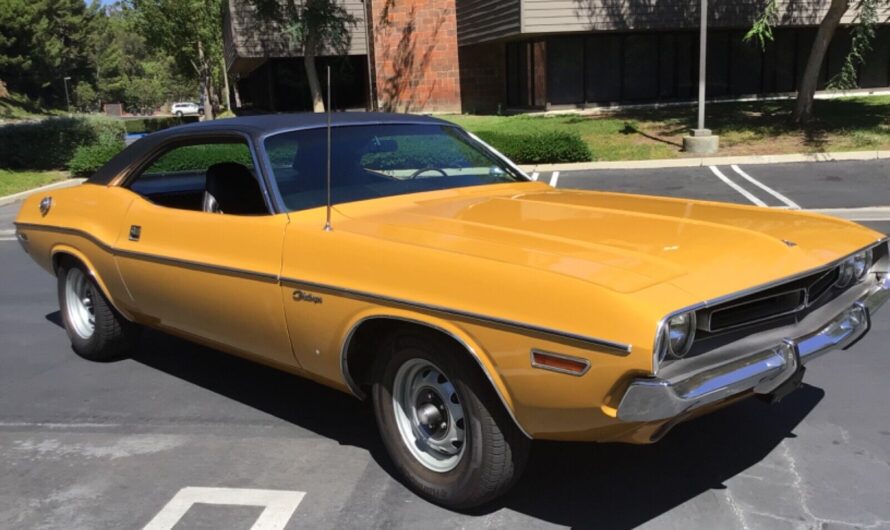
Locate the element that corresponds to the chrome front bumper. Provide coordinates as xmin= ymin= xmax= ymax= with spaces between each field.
xmin=617 ymin=273 xmax=890 ymax=423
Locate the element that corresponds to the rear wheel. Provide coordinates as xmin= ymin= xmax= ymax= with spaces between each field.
xmin=372 ymin=332 xmax=530 ymax=509
xmin=57 ymin=259 xmax=138 ymax=362
xmin=175 ymin=111 xmax=183 ymax=117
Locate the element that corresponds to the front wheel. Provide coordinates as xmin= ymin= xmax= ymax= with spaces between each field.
xmin=372 ymin=332 xmax=530 ymax=509
xmin=57 ymin=259 xmax=138 ymax=362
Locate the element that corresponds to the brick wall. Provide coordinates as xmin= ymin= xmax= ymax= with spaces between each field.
xmin=458 ymin=41 xmax=505 ymax=114
xmin=370 ymin=0 xmax=461 ymax=113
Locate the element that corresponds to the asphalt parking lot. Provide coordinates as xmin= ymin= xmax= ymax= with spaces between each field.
xmin=1 ymin=159 xmax=889 ymax=529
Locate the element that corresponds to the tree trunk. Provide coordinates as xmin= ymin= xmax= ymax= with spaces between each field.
xmin=197 ymin=40 xmax=215 ymax=120
xmin=303 ymin=37 xmax=326 ymax=113
xmin=795 ymin=0 xmax=849 ymax=123
xmin=220 ymin=55 xmax=231 ymax=111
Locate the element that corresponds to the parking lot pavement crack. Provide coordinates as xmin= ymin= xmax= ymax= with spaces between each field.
xmin=781 ymin=442 xmax=889 ymax=530
xmin=722 ymin=489 xmax=753 ymax=530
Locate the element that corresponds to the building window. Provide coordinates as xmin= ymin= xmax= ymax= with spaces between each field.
xmin=504 ymin=26 xmax=890 ymax=109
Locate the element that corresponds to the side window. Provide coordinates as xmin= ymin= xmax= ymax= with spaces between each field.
xmin=128 ymin=140 xmax=268 ymax=215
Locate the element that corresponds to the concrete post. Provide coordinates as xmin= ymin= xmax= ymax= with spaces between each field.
xmin=683 ymin=0 xmax=719 ymax=154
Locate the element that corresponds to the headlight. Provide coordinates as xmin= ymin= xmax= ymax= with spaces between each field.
xmin=657 ymin=311 xmax=696 ymax=366
xmin=838 ymin=249 xmax=873 ymax=287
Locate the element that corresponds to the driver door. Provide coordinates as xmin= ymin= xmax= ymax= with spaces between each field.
xmin=114 ymin=137 xmax=296 ymax=368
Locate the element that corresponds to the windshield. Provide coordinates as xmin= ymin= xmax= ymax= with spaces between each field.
xmin=263 ymin=124 xmax=526 ymax=212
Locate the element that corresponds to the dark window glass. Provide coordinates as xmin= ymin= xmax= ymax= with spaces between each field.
xmin=623 ymin=34 xmax=659 ymax=101
xmin=730 ymin=31 xmax=763 ymax=95
xmin=585 ymin=34 xmax=622 ymax=102
xmin=676 ymin=32 xmax=696 ymax=98
xmin=128 ymin=142 xmax=260 ymax=213
xmin=773 ymin=29 xmax=797 ymax=92
xmin=659 ymin=33 xmax=677 ymax=99
xmin=506 ymin=41 xmax=522 ymax=107
xmin=265 ymin=125 xmax=525 ymax=212
xmin=547 ymin=36 xmax=584 ymax=105
xmin=861 ymin=27 xmax=890 ymax=88
xmin=707 ymin=31 xmax=730 ymax=97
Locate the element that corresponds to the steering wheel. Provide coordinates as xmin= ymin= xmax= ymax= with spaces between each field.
xmin=409 ymin=167 xmax=449 ymax=179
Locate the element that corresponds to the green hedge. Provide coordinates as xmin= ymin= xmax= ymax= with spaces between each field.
xmin=475 ymin=130 xmax=593 ymax=164
xmin=0 ymin=116 xmax=126 ymax=170
xmin=146 ymin=143 xmax=253 ymax=173
xmin=123 ymin=115 xmax=200 ymax=134
xmin=68 ymin=142 xmax=125 ymax=177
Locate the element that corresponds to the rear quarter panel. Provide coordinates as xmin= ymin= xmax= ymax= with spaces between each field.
xmin=15 ymin=184 xmax=136 ymax=316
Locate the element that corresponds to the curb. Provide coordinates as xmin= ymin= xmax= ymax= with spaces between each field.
xmin=519 ymin=150 xmax=890 ymax=173
xmin=0 ymin=178 xmax=86 ymax=207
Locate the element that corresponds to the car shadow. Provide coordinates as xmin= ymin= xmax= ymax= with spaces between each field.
xmin=46 ymin=314 xmax=823 ymax=527
xmin=493 ymin=387 xmax=821 ymax=528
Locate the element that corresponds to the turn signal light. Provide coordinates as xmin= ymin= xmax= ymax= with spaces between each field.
xmin=531 ymin=350 xmax=590 ymax=376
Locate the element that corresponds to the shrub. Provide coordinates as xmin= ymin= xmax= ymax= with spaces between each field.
xmin=68 ymin=142 xmax=125 ymax=177
xmin=124 ymin=115 xmax=199 ymax=134
xmin=0 ymin=116 xmax=126 ymax=170
xmin=475 ymin=130 xmax=593 ymax=164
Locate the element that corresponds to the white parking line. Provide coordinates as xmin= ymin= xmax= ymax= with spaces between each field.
xmin=143 ymin=487 xmax=305 ymax=530
xmin=549 ymin=171 xmax=560 ymax=187
xmin=530 ymin=172 xmax=539 ymax=181
xmin=708 ymin=166 xmax=768 ymax=207
xmin=731 ymin=165 xmax=801 ymax=210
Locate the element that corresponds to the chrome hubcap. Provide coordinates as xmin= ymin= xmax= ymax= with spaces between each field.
xmin=392 ymin=359 xmax=466 ymax=472
xmin=64 ymin=268 xmax=95 ymax=340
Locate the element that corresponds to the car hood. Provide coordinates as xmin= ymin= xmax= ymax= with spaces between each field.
xmin=336 ymin=183 xmax=883 ymax=300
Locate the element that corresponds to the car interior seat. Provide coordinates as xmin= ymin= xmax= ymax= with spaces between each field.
xmin=203 ymin=162 xmax=267 ymax=215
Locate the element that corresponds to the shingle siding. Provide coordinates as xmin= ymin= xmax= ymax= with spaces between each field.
xmin=519 ymin=1 xmax=890 ymax=35
xmin=456 ymin=0 xmax=521 ymax=45
xmin=225 ymin=0 xmax=368 ymax=65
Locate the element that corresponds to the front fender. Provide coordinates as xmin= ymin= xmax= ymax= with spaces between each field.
xmin=339 ymin=307 xmax=529 ymax=438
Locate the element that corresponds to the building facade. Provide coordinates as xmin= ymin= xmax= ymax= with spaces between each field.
xmin=224 ymin=0 xmax=890 ymax=114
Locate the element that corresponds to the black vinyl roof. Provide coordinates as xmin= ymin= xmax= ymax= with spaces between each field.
xmin=88 ymin=112 xmax=455 ymax=185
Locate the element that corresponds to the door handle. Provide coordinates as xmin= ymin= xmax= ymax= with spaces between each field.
xmin=129 ymin=225 xmax=141 ymax=241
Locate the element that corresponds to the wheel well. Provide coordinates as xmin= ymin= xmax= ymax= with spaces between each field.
xmin=52 ymin=252 xmax=79 ymax=275
xmin=344 ymin=318 xmax=479 ymax=398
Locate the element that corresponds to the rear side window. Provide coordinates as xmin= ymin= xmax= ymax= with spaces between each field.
xmin=127 ymin=140 xmax=267 ymax=215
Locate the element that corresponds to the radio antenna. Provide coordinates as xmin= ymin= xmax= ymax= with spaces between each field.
xmin=324 ymin=65 xmax=333 ymax=232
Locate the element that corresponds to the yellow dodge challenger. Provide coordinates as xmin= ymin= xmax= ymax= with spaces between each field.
xmin=14 ymin=114 xmax=890 ymax=508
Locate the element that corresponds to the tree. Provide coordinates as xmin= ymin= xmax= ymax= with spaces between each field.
xmin=0 ymin=0 xmax=95 ymax=106
xmin=132 ymin=0 xmax=224 ymax=119
xmin=73 ymin=82 xmax=100 ymax=112
xmin=249 ymin=0 xmax=357 ymax=112
xmin=746 ymin=0 xmax=882 ymax=123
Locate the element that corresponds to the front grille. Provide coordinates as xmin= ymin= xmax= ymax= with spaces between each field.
xmin=808 ymin=268 xmax=840 ymax=303
xmin=698 ymin=265 xmax=845 ymax=334
xmin=707 ymin=289 xmax=806 ymax=331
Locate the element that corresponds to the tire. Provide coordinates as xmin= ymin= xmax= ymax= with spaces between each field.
xmin=57 ymin=259 xmax=138 ymax=362
xmin=372 ymin=332 xmax=530 ymax=509
xmin=175 ymin=111 xmax=183 ymax=117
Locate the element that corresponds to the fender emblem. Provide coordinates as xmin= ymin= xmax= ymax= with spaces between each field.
xmin=781 ymin=239 xmax=798 ymax=248
xmin=293 ymin=290 xmax=323 ymax=304
xmin=39 ymin=196 xmax=52 ymax=216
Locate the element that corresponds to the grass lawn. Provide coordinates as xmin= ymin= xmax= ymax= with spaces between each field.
xmin=445 ymin=95 xmax=890 ymax=161
xmin=0 ymin=170 xmax=68 ymax=197
xmin=0 ymin=92 xmax=64 ymax=122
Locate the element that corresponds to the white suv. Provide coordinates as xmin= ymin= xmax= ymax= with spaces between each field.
xmin=170 ymin=102 xmax=202 ymax=117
